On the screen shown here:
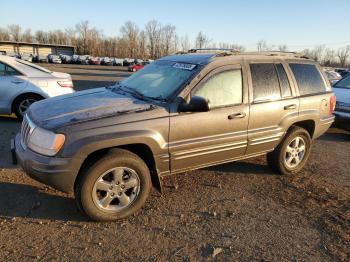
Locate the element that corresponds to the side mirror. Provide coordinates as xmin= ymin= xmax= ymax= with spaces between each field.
xmin=178 ymin=96 xmax=210 ymax=112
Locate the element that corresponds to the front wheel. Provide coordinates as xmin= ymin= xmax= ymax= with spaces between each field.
xmin=13 ymin=95 xmax=42 ymax=120
xmin=75 ymin=149 xmax=152 ymax=221
xmin=267 ymin=126 xmax=312 ymax=175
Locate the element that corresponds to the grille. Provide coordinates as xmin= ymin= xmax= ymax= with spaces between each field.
xmin=20 ymin=115 xmax=35 ymax=149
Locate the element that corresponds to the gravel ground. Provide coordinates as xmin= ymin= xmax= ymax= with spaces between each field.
xmin=0 ymin=64 xmax=349 ymax=261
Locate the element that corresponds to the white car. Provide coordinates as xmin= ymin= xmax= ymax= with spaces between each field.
xmin=0 ymin=55 xmax=74 ymax=119
xmin=333 ymin=74 xmax=350 ymax=132
xmin=324 ymin=70 xmax=342 ymax=85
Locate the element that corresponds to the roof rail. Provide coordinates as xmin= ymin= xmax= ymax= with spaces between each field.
xmin=188 ymin=48 xmax=240 ymax=53
xmin=234 ymin=51 xmax=310 ymax=59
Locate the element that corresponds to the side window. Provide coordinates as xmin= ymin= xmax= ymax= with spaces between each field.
xmin=0 ymin=63 xmax=5 ymax=76
xmin=250 ymin=63 xmax=280 ymax=101
xmin=193 ymin=69 xmax=242 ymax=108
xmin=6 ymin=65 xmax=21 ymax=76
xmin=275 ymin=64 xmax=292 ymax=97
xmin=289 ymin=63 xmax=326 ymax=95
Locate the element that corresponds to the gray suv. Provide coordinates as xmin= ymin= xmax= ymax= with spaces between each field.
xmin=12 ymin=50 xmax=335 ymax=221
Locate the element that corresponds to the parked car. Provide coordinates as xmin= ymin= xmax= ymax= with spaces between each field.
xmin=324 ymin=70 xmax=342 ymax=85
xmin=334 ymin=68 xmax=350 ymax=78
xmin=101 ymin=57 xmax=113 ymax=66
xmin=112 ymin=58 xmax=123 ymax=66
xmin=34 ymin=55 xmax=49 ymax=63
xmin=60 ymin=55 xmax=72 ymax=64
xmin=71 ymin=55 xmax=79 ymax=64
xmin=13 ymin=50 xmax=335 ymax=221
xmin=0 ymin=55 xmax=74 ymax=119
xmin=332 ymin=74 xmax=350 ymax=132
xmin=123 ymin=58 xmax=135 ymax=66
xmin=19 ymin=53 xmax=33 ymax=62
xmin=128 ymin=62 xmax=147 ymax=72
xmin=6 ymin=51 xmax=20 ymax=58
xmin=48 ymin=54 xmax=62 ymax=64
xmin=77 ymin=55 xmax=89 ymax=64
xmin=89 ymin=57 xmax=101 ymax=65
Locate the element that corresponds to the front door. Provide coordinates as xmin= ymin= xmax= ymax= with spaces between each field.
xmin=0 ymin=62 xmax=27 ymax=114
xmin=169 ymin=65 xmax=249 ymax=173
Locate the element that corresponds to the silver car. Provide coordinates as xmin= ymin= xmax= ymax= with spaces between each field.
xmin=0 ymin=55 xmax=74 ymax=119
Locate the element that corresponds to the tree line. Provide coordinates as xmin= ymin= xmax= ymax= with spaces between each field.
xmin=0 ymin=21 xmax=349 ymax=67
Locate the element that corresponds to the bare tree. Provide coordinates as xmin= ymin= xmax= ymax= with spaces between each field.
xmin=120 ymin=21 xmax=139 ymax=58
xmin=8 ymin=24 xmax=22 ymax=42
xmin=35 ymin=30 xmax=48 ymax=44
xmin=161 ymin=24 xmax=176 ymax=56
xmin=76 ymin=20 xmax=90 ymax=54
xmin=195 ymin=31 xmax=210 ymax=49
xmin=337 ymin=45 xmax=350 ymax=67
xmin=323 ymin=48 xmax=336 ymax=66
xmin=217 ymin=42 xmax=245 ymax=51
xmin=257 ymin=40 xmax=268 ymax=51
xmin=180 ymin=35 xmax=191 ymax=52
xmin=278 ymin=44 xmax=288 ymax=52
xmin=21 ymin=29 xmax=33 ymax=42
xmin=0 ymin=28 xmax=10 ymax=41
xmin=145 ymin=20 xmax=161 ymax=59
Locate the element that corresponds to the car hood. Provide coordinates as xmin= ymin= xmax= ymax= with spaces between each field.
xmin=27 ymin=87 xmax=159 ymax=130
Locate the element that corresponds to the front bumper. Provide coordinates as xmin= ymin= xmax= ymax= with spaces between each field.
xmin=13 ymin=133 xmax=82 ymax=193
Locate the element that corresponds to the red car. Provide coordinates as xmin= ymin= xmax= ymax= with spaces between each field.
xmin=128 ymin=63 xmax=145 ymax=72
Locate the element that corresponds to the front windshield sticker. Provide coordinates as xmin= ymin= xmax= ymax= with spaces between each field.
xmin=173 ymin=63 xmax=196 ymax=71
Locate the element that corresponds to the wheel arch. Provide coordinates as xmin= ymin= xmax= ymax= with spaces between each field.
xmin=11 ymin=92 xmax=45 ymax=113
xmin=290 ymin=120 xmax=316 ymax=139
xmin=74 ymin=143 xmax=162 ymax=194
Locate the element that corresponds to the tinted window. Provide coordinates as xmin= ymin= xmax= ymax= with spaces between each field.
xmin=250 ymin=63 xmax=280 ymax=101
xmin=6 ymin=65 xmax=20 ymax=76
xmin=275 ymin=64 xmax=292 ymax=97
xmin=289 ymin=63 xmax=326 ymax=95
xmin=194 ymin=69 xmax=242 ymax=107
xmin=0 ymin=63 xmax=5 ymax=76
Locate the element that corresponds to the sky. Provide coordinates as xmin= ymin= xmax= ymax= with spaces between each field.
xmin=1 ymin=0 xmax=350 ymax=51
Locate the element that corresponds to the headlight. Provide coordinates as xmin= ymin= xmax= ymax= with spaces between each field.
xmin=27 ymin=127 xmax=65 ymax=156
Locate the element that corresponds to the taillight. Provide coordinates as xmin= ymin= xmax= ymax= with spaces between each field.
xmin=57 ymin=81 xmax=73 ymax=88
xmin=330 ymin=95 xmax=336 ymax=114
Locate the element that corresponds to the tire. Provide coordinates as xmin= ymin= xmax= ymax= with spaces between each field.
xmin=13 ymin=94 xmax=42 ymax=120
xmin=267 ymin=126 xmax=312 ymax=175
xmin=75 ymin=149 xmax=152 ymax=221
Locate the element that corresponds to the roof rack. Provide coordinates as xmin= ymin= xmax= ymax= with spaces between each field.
xmin=176 ymin=49 xmax=310 ymax=59
xmin=232 ymin=51 xmax=310 ymax=59
xmin=188 ymin=48 xmax=240 ymax=56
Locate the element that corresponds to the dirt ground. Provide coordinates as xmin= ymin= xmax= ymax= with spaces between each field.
xmin=0 ymin=64 xmax=349 ymax=261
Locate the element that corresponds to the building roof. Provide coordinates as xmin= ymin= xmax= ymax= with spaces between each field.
xmin=0 ymin=40 xmax=74 ymax=48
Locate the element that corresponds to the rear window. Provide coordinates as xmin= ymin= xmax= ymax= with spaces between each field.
xmin=250 ymin=63 xmax=281 ymax=101
xmin=334 ymin=75 xmax=350 ymax=89
xmin=289 ymin=63 xmax=326 ymax=95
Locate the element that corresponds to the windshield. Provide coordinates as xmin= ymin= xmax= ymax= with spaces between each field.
xmin=119 ymin=60 xmax=199 ymax=100
xmin=16 ymin=59 xmax=52 ymax=73
xmin=334 ymin=75 xmax=350 ymax=89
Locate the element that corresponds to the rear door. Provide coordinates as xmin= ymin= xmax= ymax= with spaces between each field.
xmin=246 ymin=61 xmax=299 ymax=154
xmin=287 ymin=62 xmax=334 ymax=138
xmin=0 ymin=62 xmax=27 ymax=114
xmin=169 ymin=64 xmax=249 ymax=173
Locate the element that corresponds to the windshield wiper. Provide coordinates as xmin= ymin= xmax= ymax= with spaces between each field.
xmin=110 ymin=84 xmax=166 ymax=102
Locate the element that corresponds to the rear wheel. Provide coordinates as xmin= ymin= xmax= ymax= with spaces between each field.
xmin=267 ymin=126 xmax=312 ymax=175
xmin=13 ymin=94 xmax=42 ymax=120
xmin=75 ymin=149 xmax=152 ymax=221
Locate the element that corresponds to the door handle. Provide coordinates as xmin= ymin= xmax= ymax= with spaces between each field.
xmin=228 ymin=112 xmax=246 ymax=119
xmin=284 ymin=104 xmax=297 ymax=110
xmin=11 ymin=80 xmax=24 ymax=84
